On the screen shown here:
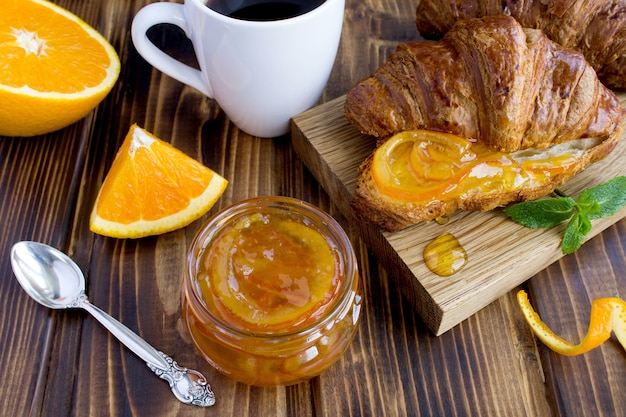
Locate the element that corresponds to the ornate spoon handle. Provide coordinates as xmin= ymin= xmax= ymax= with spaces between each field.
xmin=147 ymin=351 xmax=216 ymax=407
xmin=79 ymin=296 xmax=216 ymax=407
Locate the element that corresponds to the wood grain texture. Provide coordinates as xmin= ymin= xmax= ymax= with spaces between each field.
xmin=0 ymin=0 xmax=623 ymax=416
xmin=528 ymin=223 xmax=626 ymax=417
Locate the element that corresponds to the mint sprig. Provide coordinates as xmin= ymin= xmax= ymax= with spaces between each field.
xmin=503 ymin=176 xmax=626 ymax=254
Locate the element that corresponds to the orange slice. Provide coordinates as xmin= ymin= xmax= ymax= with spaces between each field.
xmin=370 ymin=130 xmax=581 ymax=202
xmin=371 ymin=130 xmax=514 ymax=201
xmin=0 ymin=0 xmax=120 ymax=137
xmin=89 ymin=125 xmax=228 ymax=239
xmin=204 ymin=214 xmax=336 ymax=330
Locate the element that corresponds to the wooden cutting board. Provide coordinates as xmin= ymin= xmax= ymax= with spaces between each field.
xmin=290 ymin=93 xmax=626 ymax=336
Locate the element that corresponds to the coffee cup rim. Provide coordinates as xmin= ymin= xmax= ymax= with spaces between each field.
xmin=188 ymin=0 xmax=339 ymax=25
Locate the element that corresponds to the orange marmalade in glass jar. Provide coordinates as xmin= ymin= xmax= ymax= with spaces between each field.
xmin=182 ymin=197 xmax=362 ymax=386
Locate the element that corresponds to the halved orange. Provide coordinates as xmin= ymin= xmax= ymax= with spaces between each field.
xmin=89 ymin=125 xmax=228 ymax=239
xmin=0 ymin=0 xmax=120 ymax=137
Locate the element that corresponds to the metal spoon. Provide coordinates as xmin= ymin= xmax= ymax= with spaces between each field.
xmin=10 ymin=241 xmax=215 ymax=407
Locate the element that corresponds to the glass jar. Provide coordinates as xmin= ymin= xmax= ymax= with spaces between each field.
xmin=182 ymin=196 xmax=362 ymax=386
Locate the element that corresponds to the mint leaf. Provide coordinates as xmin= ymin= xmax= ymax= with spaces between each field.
xmin=504 ymin=176 xmax=626 ymax=255
xmin=576 ymin=200 xmax=601 ymax=217
xmin=562 ymin=212 xmax=592 ymax=254
xmin=578 ymin=176 xmax=626 ymax=219
xmin=503 ymin=197 xmax=576 ymax=228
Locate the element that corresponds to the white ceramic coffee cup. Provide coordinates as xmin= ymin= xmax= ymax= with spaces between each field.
xmin=131 ymin=0 xmax=344 ymax=137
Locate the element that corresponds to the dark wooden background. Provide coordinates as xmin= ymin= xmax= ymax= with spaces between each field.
xmin=1 ymin=1 xmax=624 ymax=416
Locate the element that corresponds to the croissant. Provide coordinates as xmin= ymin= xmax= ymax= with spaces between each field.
xmin=415 ymin=0 xmax=626 ymax=89
xmin=346 ymin=16 xmax=626 ymax=231
xmin=344 ymin=16 xmax=626 ymax=153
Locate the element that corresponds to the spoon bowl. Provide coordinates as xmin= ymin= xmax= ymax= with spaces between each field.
xmin=10 ymin=241 xmax=216 ymax=407
xmin=11 ymin=241 xmax=85 ymax=309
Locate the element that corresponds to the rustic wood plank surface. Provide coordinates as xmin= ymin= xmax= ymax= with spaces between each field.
xmin=0 ymin=1 xmax=623 ymax=416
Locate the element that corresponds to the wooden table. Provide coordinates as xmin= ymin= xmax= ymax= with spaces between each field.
xmin=1 ymin=1 xmax=624 ymax=416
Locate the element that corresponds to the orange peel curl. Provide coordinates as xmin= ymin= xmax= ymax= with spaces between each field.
xmin=517 ymin=290 xmax=626 ymax=356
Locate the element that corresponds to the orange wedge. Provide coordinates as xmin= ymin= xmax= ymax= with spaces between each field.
xmin=0 ymin=0 xmax=120 ymax=137
xmin=89 ymin=125 xmax=228 ymax=239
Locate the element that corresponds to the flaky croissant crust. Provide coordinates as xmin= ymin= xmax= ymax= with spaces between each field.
xmin=415 ymin=0 xmax=626 ymax=89
xmin=345 ymin=16 xmax=626 ymax=153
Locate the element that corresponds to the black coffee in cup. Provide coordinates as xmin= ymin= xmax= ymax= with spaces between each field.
xmin=207 ymin=0 xmax=325 ymax=21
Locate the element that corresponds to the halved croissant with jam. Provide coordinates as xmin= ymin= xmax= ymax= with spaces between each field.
xmin=351 ymin=130 xmax=622 ymax=231
xmin=415 ymin=0 xmax=626 ymax=89
xmin=345 ymin=16 xmax=626 ymax=231
xmin=345 ymin=16 xmax=625 ymax=153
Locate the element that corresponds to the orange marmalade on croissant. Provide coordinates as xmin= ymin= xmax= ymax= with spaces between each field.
xmin=372 ymin=130 xmax=581 ymax=201
xmin=182 ymin=197 xmax=362 ymax=386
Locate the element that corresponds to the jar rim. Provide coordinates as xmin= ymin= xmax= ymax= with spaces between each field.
xmin=184 ymin=196 xmax=359 ymax=340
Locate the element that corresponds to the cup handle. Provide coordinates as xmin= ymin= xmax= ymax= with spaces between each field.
xmin=131 ymin=2 xmax=213 ymax=98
